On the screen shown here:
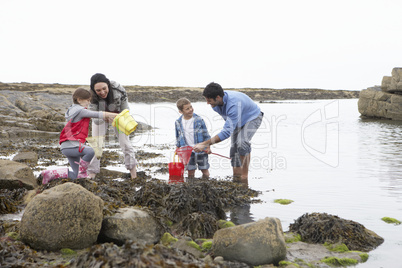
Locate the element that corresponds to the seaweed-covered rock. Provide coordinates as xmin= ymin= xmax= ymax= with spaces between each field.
xmin=98 ymin=207 xmax=162 ymax=245
xmin=212 ymin=217 xmax=286 ymax=266
xmin=289 ymin=212 xmax=384 ymax=251
xmin=20 ymin=182 xmax=103 ymax=251
xmin=131 ymin=178 xmax=260 ymax=239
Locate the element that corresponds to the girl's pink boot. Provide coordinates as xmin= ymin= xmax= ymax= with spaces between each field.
xmin=41 ymin=168 xmax=69 ymax=184
xmin=76 ymin=159 xmax=91 ymax=178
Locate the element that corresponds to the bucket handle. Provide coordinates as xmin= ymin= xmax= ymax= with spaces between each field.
xmin=114 ymin=116 xmax=121 ymax=134
xmin=172 ymin=152 xmax=182 ymax=164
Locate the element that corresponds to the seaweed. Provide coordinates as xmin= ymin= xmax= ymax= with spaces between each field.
xmin=289 ymin=212 xmax=384 ymax=252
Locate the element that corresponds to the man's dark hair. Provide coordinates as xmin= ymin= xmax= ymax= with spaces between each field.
xmin=203 ymin=82 xmax=224 ymax=99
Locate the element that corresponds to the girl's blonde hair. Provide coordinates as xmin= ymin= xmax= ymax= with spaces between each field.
xmin=176 ymin=98 xmax=191 ymax=111
xmin=73 ymin=88 xmax=92 ymax=104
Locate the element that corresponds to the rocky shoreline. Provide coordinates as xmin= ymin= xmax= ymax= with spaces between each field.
xmin=0 ymin=81 xmax=360 ymax=102
xmin=0 ymin=82 xmax=359 ymax=139
xmin=0 ymin=82 xmax=382 ymax=267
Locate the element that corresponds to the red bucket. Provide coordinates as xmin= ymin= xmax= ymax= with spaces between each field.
xmin=168 ymin=152 xmax=184 ymax=184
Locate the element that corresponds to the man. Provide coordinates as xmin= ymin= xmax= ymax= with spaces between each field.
xmin=193 ymin=82 xmax=263 ymax=185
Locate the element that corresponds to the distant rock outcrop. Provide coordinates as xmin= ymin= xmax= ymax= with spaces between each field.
xmin=358 ymin=68 xmax=402 ymax=120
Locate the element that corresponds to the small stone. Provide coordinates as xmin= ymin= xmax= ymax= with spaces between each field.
xmin=214 ymin=256 xmax=224 ymax=263
xmin=203 ymin=255 xmax=213 ymax=263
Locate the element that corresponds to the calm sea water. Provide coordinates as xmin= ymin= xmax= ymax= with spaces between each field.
xmin=128 ymin=99 xmax=402 ymax=267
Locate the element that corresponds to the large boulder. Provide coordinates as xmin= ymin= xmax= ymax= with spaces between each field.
xmin=20 ymin=182 xmax=104 ymax=251
xmin=212 ymin=217 xmax=286 ymax=266
xmin=98 ymin=207 xmax=161 ymax=245
xmin=358 ymin=86 xmax=402 ymax=120
xmin=0 ymin=159 xmax=37 ymax=190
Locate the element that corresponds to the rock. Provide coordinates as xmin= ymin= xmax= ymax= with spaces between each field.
xmin=360 ymin=68 xmax=402 ymax=120
xmin=212 ymin=217 xmax=286 ymax=266
xmin=0 ymin=90 xmax=68 ymax=137
xmin=12 ymin=151 xmax=38 ymax=166
xmin=358 ymin=86 xmax=402 ymax=120
xmin=0 ymin=94 xmax=22 ymax=116
xmin=0 ymin=159 xmax=37 ymax=190
xmin=98 ymin=207 xmax=161 ymax=245
xmin=381 ymin=76 xmax=392 ymax=92
xmin=20 ymin=182 xmax=103 ymax=251
xmin=286 ymin=241 xmax=368 ymax=267
xmin=381 ymin=68 xmax=402 ymax=93
xmin=214 ymin=256 xmax=224 ymax=264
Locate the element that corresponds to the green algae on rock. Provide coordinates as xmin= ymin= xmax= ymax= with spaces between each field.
xmin=321 ymin=256 xmax=359 ymax=266
xmin=324 ymin=242 xmax=350 ymax=252
xmin=217 ymin=219 xmax=235 ymax=229
xmin=284 ymin=232 xmax=302 ymax=243
xmin=201 ymin=240 xmax=213 ymax=251
xmin=160 ymin=232 xmax=178 ymax=246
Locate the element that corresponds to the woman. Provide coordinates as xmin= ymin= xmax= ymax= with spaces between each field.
xmin=88 ymin=73 xmax=137 ymax=179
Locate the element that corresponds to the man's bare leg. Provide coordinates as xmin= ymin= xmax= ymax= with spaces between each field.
xmin=239 ymin=154 xmax=250 ymax=186
xmin=240 ymin=154 xmax=250 ymax=180
xmin=233 ymin=167 xmax=242 ymax=183
xmin=201 ymin=169 xmax=210 ymax=179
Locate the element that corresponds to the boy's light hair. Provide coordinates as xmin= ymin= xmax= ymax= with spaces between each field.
xmin=176 ymin=98 xmax=191 ymax=111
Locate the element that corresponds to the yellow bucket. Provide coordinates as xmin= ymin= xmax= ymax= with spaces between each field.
xmin=112 ymin=109 xmax=138 ymax=135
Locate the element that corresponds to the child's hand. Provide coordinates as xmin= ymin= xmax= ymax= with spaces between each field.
xmin=105 ymin=112 xmax=117 ymax=122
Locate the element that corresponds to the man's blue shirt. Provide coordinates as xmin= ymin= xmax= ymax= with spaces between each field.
xmin=213 ymin=90 xmax=261 ymax=141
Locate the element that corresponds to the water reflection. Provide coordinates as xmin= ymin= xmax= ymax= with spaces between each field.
xmin=358 ymin=118 xmax=402 ymax=199
xmin=229 ymin=204 xmax=254 ymax=225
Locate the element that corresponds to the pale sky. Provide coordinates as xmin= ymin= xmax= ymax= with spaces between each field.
xmin=1 ymin=0 xmax=401 ymax=90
